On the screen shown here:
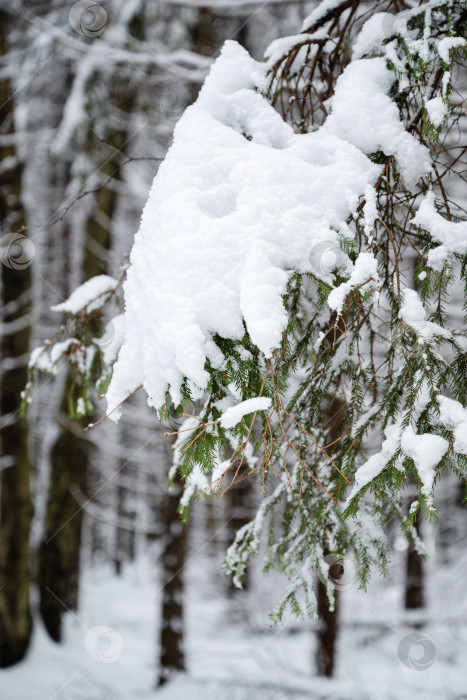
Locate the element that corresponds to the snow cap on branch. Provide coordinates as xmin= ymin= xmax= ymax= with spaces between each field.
xmin=106 ymin=40 xmax=433 ymax=420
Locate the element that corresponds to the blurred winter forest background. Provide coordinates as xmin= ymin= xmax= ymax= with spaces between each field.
xmin=0 ymin=0 xmax=466 ymax=698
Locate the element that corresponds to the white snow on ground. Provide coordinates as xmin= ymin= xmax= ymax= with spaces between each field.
xmin=2 ymin=509 xmax=467 ymax=700
xmin=219 ymin=397 xmax=272 ymax=429
xmin=106 ymin=41 xmax=432 ymax=420
xmin=51 ymin=275 xmax=118 ymax=315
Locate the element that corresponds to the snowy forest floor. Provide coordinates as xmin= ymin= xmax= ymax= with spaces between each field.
xmin=1 ymin=508 xmax=467 ymax=700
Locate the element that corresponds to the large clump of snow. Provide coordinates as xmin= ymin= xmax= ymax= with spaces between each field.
xmin=411 ymin=191 xmax=467 ymax=271
xmin=106 ymin=41 xmax=431 ymax=418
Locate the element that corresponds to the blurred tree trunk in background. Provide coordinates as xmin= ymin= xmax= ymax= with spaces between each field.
xmin=158 ymin=457 xmax=187 ymax=685
xmin=404 ymin=260 xmax=425 ymax=615
xmin=38 ymin=385 xmax=91 ymax=641
xmin=315 ymin=395 xmax=345 ymax=677
xmin=405 ymin=517 xmax=424 ymax=612
xmin=227 ymin=473 xmax=254 ymax=596
xmin=38 ymin=53 xmax=139 ymax=641
xmin=0 ymin=8 xmax=34 ymax=667
xmin=316 ymin=580 xmax=339 ymax=677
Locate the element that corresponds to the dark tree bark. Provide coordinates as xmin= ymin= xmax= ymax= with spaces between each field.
xmin=405 ymin=518 xmax=424 ymax=611
xmin=38 ymin=384 xmax=90 ymax=641
xmin=315 ymin=395 xmax=345 ymax=677
xmin=227 ymin=470 xmax=254 ymax=595
xmin=38 ymin=31 xmax=140 ymax=638
xmin=0 ymin=8 xmax=34 ymax=667
xmin=158 ymin=471 xmax=187 ymax=686
xmin=316 ymin=580 xmax=339 ymax=677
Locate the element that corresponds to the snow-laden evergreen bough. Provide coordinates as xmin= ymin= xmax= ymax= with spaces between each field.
xmin=27 ymin=1 xmax=467 ymax=620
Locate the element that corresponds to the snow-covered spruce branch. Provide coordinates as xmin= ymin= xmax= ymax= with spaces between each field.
xmin=23 ymin=270 xmax=127 ymax=418
xmin=28 ymin=1 xmax=467 ymax=619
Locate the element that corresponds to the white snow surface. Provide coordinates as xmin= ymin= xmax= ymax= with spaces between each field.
xmin=438 ymin=36 xmax=467 ymax=64
xmin=106 ymin=41 xmax=433 ymax=419
xmin=437 ymin=395 xmax=467 ymax=455
xmin=346 ymin=421 xmax=402 ymax=503
xmin=425 ymin=96 xmax=446 ymax=127
xmin=29 ymin=345 xmax=56 ymax=372
xmin=352 ymin=13 xmax=394 ymax=59
xmin=219 ymin=397 xmax=272 ymax=429
xmin=301 ymin=0 xmax=343 ymax=31
xmin=322 ymin=58 xmax=432 ymax=188
xmin=265 ymin=33 xmax=314 ymax=65
xmin=399 ymin=288 xmax=451 ymax=340
xmin=51 ymin=275 xmax=118 ymax=315
xmin=400 ymin=427 xmax=448 ymax=498
xmin=95 ymin=314 xmax=125 ymax=366
xmin=412 ymin=191 xmax=467 ymax=270
xmin=327 ymin=252 xmax=379 ymax=314
xmin=4 ymin=540 xmax=467 ymax=700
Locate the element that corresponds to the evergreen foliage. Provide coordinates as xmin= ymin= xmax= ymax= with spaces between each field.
xmin=27 ymin=1 xmax=467 ymax=621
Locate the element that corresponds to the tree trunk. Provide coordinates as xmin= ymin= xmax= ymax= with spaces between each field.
xmin=0 ymin=8 xmax=34 ymax=666
xmin=405 ymin=518 xmax=424 ymax=611
xmin=315 ymin=394 xmax=345 ymax=677
xmin=316 ymin=581 xmax=339 ymax=677
xmin=158 ymin=471 xmax=187 ymax=686
xmin=38 ymin=387 xmax=90 ymax=640
xmin=38 ymin=41 xmax=139 ymax=638
xmin=227 ymin=469 xmax=254 ymax=596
